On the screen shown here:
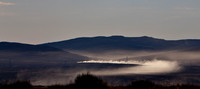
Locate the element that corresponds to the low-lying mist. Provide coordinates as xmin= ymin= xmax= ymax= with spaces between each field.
xmin=27 ymin=59 xmax=181 ymax=85
xmin=70 ymin=50 xmax=200 ymax=65
xmin=78 ymin=59 xmax=181 ymax=75
xmin=2 ymin=50 xmax=200 ymax=86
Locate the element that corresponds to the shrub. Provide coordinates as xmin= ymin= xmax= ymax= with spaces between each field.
xmin=74 ymin=73 xmax=109 ymax=89
xmin=128 ymin=80 xmax=155 ymax=89
xmin=0 ymin=81 xmax=33 ymax=89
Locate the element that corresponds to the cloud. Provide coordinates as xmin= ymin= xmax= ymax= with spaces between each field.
xmin=0 ymin=1 xmax=15 ymax=6
xmin=174 ymin=7 xmax=197 ymax=10
xmin=0 ymin=12 xmax=14 ymax=16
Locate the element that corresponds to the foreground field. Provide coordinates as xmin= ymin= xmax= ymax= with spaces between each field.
xmin=0 ymin=74 xmax=200 ymax=89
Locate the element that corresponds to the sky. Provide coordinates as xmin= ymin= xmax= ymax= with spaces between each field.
xmin=0 ymin=0 xmax=200 ymax=44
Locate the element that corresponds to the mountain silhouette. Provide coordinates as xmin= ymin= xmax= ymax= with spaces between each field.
xmin=0 ymin=42 xmax=62 ymax=52
xmin=42 ymin=36 xmax=200 ymax=52
xmin=0 ymin=42 xmax=89 ymax=67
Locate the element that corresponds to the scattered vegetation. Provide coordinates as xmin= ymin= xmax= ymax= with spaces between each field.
xmin=1 ymin=74 xmax=200 ymax=89
xmin=0 ymin=80 xmax=33 ymax=89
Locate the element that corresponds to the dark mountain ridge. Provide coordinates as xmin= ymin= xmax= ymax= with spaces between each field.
xmin=0 ymin=41 xmax=89 ymax=67
xmin=0 ymin=42 xmax=62 ymax=52
xmin=42 ymin=36 xmax=200 ymax=52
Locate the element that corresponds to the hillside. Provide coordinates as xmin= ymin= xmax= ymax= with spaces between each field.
xmin=42 ymin=36 xmax=200 ymax=52
xmin=0 ymin=42 xmax=62 ymax=52
xmin=0 ymin=42 xmax=89 ymax=67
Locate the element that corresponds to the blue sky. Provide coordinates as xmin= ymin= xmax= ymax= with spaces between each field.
xmin=0 ymin=0 xmax=200 ymax=44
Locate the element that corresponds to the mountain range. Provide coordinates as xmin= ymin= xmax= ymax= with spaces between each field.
xmin=1 ymin=36 xmax=200 ymax=83
xmin=1 ymin=35 xmax=200 ymax=66
xmin=42 ymin=36 xmax=200 ymax=52
xmin=0 ymin=42 xmax=88 ymax=68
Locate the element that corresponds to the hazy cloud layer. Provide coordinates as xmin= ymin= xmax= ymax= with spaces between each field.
xmin=0 ymin=1 xmax=14 ymax=6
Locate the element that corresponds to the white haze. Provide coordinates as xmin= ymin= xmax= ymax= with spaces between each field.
xmin=68 ymin=50 xmax=165 ymax=60
xmin=29 ymin=59 xmax=181 ymax=85
xmin=78 ymin=60 xmax=141 ymax=64
xmin=15 ymin=50 xmax=200 ymax=85
xmin=78 ymin=59 xmax=182 ymax=75
xmin=71 ymin=50 xmax=200 ymax=65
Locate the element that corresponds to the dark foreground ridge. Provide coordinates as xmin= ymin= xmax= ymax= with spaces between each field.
xmin=1 ymin=74 xmax=200 ymax=89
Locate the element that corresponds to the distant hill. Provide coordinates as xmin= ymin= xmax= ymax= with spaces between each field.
xmin=42 ymin=36 xmax=200 ymax=52
xmin=0 ymin=42 xmax=62 ymax=52
xmin=0 ymin=42 xmax=89 ymax=67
